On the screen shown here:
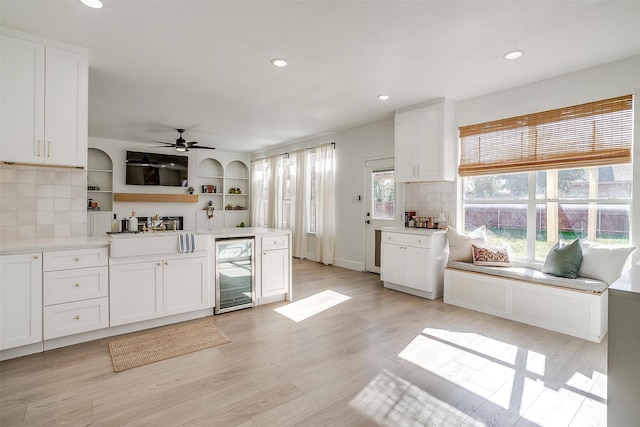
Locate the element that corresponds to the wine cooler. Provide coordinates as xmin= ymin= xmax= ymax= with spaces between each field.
xmin=215 ymin=238 xmax=255 ymax=314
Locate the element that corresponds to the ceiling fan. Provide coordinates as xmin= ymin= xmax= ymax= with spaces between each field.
xmin=153 ymin=128 xmax=215 ymax=152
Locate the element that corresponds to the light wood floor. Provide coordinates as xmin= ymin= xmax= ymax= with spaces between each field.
xmin=1 ymin=259 xmax=607 ymax=427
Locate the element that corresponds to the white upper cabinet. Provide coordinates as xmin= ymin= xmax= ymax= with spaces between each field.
xmin=1 ymin=32 xmax=88 ymax=168
xmin=395 ymin=99 xmax=456 ymax=182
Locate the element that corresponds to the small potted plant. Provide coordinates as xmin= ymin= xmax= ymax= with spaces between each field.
xmin=187 ymin=186 xmax=194 ymax=194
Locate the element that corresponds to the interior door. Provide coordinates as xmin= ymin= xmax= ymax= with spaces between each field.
xmin=364 ymin=158 xmax=402 ymax=273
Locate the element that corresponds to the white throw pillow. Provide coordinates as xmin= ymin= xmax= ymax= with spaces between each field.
xmin=578 ymin=241 xmax=635 ymax=285
xmin=447 ymin=225 xmax=487 ymax=263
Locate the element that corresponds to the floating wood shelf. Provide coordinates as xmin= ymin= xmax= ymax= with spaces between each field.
xmin=114 ymin=193 xmax=198 ymax=203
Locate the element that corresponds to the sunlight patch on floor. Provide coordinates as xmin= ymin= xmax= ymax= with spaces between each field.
xmin=274 ymin=290 xmax=350 ymax=322
xmin=396 ymin=328 xmax=607 ymax=425
xmin=350 ymin=369 xmax=485 ymax=427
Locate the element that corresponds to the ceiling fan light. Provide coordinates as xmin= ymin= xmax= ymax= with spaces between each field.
xmin=80 ymin=0 xmax=103 ymax=8
xmin=377 ymin=94 xmax=390 ymax=100
xmin=175 ymin=147 xmax=187 ymax=152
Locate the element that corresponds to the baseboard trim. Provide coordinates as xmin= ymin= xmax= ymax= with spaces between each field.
xmin=334 ymin=258 xmax=364 ymax=272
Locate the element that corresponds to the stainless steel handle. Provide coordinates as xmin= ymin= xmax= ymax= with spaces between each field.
xmin=36 ymin=140 xmax=41 ymax=157
xmin=75 ymin=315 xmax=80 ymax=320
xmin=47 ymin=141 xmax=51 ymax=158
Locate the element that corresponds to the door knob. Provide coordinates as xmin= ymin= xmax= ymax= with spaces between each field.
xmin=365 ymin=220 xmax=371 ymax=224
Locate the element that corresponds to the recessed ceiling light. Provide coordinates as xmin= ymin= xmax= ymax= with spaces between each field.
xmin=503 ymin=50 xmax=524 ymax=60
xmin=80 ymin=0 xmax=103 ymax=8
xmin=377 ymin=94 xmax=390 ymax=100
xmin=271 ymin=58 xmax=288 ymax=67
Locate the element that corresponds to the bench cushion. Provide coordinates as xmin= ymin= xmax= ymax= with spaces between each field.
xmin=447 ymin=261 xmax=608 ymax=293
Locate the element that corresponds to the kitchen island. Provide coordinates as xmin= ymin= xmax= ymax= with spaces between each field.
xmin=0 ymin=227 xmax=291 ymax=361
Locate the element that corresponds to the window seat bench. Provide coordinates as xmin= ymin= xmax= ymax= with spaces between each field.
xmin=443 ymin=261 xmax=608 ymax=343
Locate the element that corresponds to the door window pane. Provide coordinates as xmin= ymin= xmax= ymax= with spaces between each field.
xmin=372 ymin=170 xmax=395 ymax=220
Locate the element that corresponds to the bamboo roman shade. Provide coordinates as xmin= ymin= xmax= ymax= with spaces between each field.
xmin=458 ymin=94 xmax=633 ymax=176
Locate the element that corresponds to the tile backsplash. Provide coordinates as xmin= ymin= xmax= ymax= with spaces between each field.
xmin=404 ymin=181 xmax=458 ymax=228
xmin=0 ymin=164 xmax=87 ymax=240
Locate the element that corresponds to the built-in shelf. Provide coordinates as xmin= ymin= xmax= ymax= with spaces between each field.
xmin=88 ymin=148 xmax=113 ymax=211
xmin=114 ymin=193 xmax=199 ymax=203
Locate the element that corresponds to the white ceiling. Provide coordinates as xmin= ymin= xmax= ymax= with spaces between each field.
xmin=2 ymin=0 xmax=639 ymax=153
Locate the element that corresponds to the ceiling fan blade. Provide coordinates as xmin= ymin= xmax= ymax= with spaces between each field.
xmin=151 ymin=140 xmax=175 ymax=146
xmin=189 ymin=146 xmax=216 ymax=150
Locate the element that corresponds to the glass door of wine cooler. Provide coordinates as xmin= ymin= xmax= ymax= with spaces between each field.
xmin=215 ymin=238 xmax=254 ymax=314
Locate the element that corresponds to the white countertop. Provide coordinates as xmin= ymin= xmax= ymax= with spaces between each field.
xmin=1 ymin=227 xmax=289 ymax=255
xmin=380 ymin=226 xmax=447 ymax=236
xmin=0 ymin=235 xmax=109 ymax=255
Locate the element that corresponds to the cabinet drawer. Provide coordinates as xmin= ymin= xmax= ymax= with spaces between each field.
xmin=382 ymin=232 xmax=431 ymax=248
xmin=262 ymin=235 xmax=289 ymax=250
xmin=43 ymin=297 xmax=109 ymax=340
xmin=43 ymin=266 xmax=108 ymax=305
xmin=43 ymin=247 xmax=108 ymax=271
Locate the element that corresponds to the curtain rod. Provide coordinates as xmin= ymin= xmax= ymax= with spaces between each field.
xmin=251 ymin=141 xmax=335 ymax=162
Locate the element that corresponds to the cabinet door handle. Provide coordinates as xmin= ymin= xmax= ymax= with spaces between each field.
xmin=75 ymin=315 xmax=80 ymax=320
xmin=33 ymin=254 xmax=39 ymax=260
xmin=47 ymin=141 xmax=51 ymax=158
xmin=165 ymin=261 xmax=169 ymax=265
xmin=157 ymin=262 xmax=162 ymax=266
xmin=74 ymin=257 xmax=80 ymax=262
xmin=417 ymin=166 xmax=420 ymax=176
xmin=36 ymin=140 xmax=42 ymax=157
xmin=73 ymin=282 xmax=80 ymax=287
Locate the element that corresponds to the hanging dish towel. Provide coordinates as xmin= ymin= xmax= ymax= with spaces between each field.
xmin=178 ymin=233 xmax=185 ymax=254
xmin=190 ymin=233 xmax=196 ymax=253
xmin=178 ymin=233 xmax=197 ymax=254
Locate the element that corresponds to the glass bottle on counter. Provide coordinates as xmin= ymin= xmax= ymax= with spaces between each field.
xmin=111 ymin=213 xmax=119 ymax=232
xmin=129 ymin=212 xmax=138 ymax=233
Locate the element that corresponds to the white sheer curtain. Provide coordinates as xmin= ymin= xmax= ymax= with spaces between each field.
xmin=266 ymin=156 xmax=278 ymax=228
xmin=250 ymin=159 xmax=268 ymax=227
xmin=290 ymin=151 xmax=308 ymax=259
xmin=314 ymin=144 xmax=335 ymax=265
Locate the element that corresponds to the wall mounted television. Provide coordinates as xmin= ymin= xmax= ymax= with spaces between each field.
xmin=125 ymin=151 xmax=188 ymax=187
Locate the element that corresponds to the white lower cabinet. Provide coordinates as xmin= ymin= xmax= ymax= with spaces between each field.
xmin=42 ymin=247 xmax=110 ymax=339
xmin=0 ymin=253 xmax=42 ymax=350
xmin=164 ymin=257 xmax=210 ymax=316
xmin=380 ymin=229 xmax=448 ymax=299
xmin=258 ymin=234 xmax=291 ymax=299
xmin=43 ymin=298 xmax=108 ymax=340
xmin=109 ymin=256 xmax=210 ymax=326
xmin=261 ymin=249 xmax=289 ymax=297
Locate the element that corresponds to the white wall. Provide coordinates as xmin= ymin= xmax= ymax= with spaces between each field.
xmin=252 ymin=118 xmax=395 ymax=271
xmin=89 ymin=137 xmax=250 ymax=231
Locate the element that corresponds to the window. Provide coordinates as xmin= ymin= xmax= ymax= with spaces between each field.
xmin=459 ymin=95 xmax=633 ymax=261
xmin=371 ymin=169 xmax=395 ymax=220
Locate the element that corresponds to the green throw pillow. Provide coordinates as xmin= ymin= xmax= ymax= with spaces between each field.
xmin=542 ymin=239 xmax=583 ymax=279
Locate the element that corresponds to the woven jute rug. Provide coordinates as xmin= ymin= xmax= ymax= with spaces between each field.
xmin=108 ymin=318 xmax=230 ymax=372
